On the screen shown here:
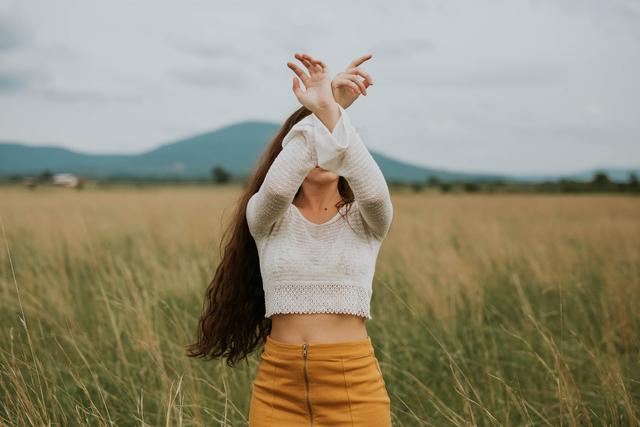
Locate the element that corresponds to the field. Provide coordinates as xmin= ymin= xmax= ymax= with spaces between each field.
xmin=0 ymin=185 xmax=638 ymax=426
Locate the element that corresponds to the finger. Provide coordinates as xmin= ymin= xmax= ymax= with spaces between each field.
xmin=294 ymin=53 xmax=319 ymax=75
xmin=347 ymin=67 xmax=374 ymax=85
xmin=292 ymin=76 xmax=304 ymax=101
xmin=297 ymin=53 xmax=326 ymax=75
xmin=337 ymin=75 xmax=366 ymax=95
xmin=334 ymin=78 xmax=362 ymax=96
xmin=287 ymin=62 xmax=309 ymax=85
xmin=342 ymin=74 xmax=367 ymax=95
xmin=297 ymin=57 xmax=316 ymax=75
xmin=348 ymin=53 xmax=373 ymax=69
xmin=346 ymin=67 xmax=374 ymax=85
xmin=295 ymin=53 xmax=313 ymax=71
xmin=300 ymin=53 xmax=326 ymax=69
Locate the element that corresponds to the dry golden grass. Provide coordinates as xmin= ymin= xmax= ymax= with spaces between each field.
xmin=1 ymin=185 xmax=638 ymax=426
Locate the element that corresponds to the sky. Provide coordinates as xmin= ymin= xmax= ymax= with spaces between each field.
xmin=1 ymin=0 xmax=639 ymax=175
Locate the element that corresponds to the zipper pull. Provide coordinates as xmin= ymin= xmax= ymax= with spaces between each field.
xmin=303 ymin=341 xmax=307 ymax=358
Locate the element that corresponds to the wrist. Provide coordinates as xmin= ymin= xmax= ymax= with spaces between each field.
xmin=331 ymin=88 xmax=348 ymax=109
xmin=313 ymin=101 xmax=341 ymax=133
xmin=335 ymin=97 xmax=348 ymax=109
xmin=314 ymin=100 xmax=340 ymax=115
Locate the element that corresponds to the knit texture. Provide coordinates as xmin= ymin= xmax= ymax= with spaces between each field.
xmin=246 ymin=104 xmax=393 ymax=320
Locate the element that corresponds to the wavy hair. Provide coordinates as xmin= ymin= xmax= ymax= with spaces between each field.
xmin=186 ymin=105 xmax=355 ymax=367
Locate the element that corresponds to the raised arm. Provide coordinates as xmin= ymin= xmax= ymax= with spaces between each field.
xmin=246 ymin=124 xmax=314 ymax=241
xmin=247 ymin=52 xmax=392 ymax=241
xmin=300 ymin=52 xmax=392 ymax=240
xmin=246 ymin=112 xmax=350 ymax=240
xmin=311 ymin=104 xmax=393 ymax=240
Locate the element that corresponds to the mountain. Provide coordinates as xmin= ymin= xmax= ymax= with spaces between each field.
xmin=0 ymin=122 xmax=637 ymax=183
xmin=0 ymin=121 xmax=279 ymax=179
xmin=0 ymin=121 xmax=508 ymax=182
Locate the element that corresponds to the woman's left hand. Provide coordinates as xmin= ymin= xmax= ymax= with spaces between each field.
xmin=331 ymin=53 xmax=375 ymax=109
xmin=287 ymin=53 xmax=336 ymax=113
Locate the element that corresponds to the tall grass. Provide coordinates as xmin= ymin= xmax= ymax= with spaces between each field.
xmin=0 ymin=186 xmax=638 ymax=426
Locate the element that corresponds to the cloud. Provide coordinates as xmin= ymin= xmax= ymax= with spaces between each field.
xmin=170 ymin=38 xmax=251 ymax=61
xmin=170 ymin=67 xmax=249 ymax=90
xmin=257 ymin=17 xmax=331 ymax=53
xmin=0 ymin=64 xmax=125 ymax=103
xmin=0 ymin=15 xmax=29 ymax=51
xmin=0 ymin=66 xmax=47 ymax=92
xmin=424 ymin=63 xmax=564 ymax=89
xmin=373 ymin=37 xmax=436 ymax=59
xmin=39 ymin=88 xmax=111 ymax=103
xmin=1 ymin=0 xmax=639 ymax=173
xmin=0 ymin=72 xmax=25 ymax=91
xmin=513 ymin=121 xmax=637 ymax=145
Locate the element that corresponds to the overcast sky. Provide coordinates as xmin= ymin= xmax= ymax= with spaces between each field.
xmin=1 ymin=0 xmax=639 ymax=175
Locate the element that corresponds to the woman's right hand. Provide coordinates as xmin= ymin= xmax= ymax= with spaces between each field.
xmin=287 ymin=53 xmax=336 ymax=114
xmin=331 ymin=53 xmax=374 ymax=109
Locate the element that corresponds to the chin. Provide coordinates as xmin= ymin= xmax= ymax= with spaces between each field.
xmin=307 ymin=168 xmax=339 ymax=182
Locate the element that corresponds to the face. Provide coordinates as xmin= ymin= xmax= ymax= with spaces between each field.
xmin=305 ymin=165 xmax=340 ymax=184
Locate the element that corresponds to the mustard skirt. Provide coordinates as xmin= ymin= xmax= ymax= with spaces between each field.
xmin=248 ymin=334 xmax=392 ymax=427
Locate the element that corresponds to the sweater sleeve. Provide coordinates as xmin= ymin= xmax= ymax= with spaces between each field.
xmin=246 ymin=104 xmax=393 ymax=242
xmin=245 ymin=112 xmax=327 ymax=240
xmin=312 ymin=105 xmax=394 ymax=241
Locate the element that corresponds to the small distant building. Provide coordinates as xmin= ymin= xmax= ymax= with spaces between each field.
xmin=53 ymin=173 xmax=84 ymax=188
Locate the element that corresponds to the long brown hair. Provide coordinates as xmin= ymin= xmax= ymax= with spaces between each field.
xmin=186 ymin=105 xmax=355 ymax=367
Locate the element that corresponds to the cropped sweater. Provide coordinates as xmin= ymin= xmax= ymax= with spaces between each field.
xmin=245 ymin=104 xmax=393 ymax=320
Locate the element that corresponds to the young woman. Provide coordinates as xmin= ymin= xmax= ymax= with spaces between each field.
xmin=187 ymin=52 xmax=394 ymax=426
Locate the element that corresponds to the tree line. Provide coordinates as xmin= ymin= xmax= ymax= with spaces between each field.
xmin=2 ymin=167 xmax=638 ymax=194
xmin=393 ymin=171 xmax=640 ymax=194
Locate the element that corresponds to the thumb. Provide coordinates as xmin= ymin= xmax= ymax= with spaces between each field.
xmin=292 ymin=77 xmax=304 ymax=101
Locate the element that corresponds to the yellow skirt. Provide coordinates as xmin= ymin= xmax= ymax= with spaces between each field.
xmin=248 ymin=334 xmax=392 ymax=427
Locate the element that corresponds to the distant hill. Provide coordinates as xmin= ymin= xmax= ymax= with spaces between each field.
xmin=0 ymin=121 xmax=637 ymax=183
xmin=0 ymin=121 xmax=280 ymax=179
xmin=0 ymin=121 xmax=505 ymax=182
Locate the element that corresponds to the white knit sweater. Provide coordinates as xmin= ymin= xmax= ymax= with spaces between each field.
xmin=246 ymin=104 xmax=393 ymax=320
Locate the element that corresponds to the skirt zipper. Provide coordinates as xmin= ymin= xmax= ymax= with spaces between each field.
xmin=303 ymin=341 xmax=314 ymax=426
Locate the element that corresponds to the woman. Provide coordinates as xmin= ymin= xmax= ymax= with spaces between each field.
xmin=187 ymin=52 xmax=394 ymax=426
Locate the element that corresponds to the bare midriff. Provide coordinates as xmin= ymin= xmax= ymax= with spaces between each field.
xmin=269 ymin=313 xmax=367 ymax=344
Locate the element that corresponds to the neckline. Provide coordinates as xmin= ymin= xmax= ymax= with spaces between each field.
xmin=291 ymin=204 xmax=342 ymax=226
